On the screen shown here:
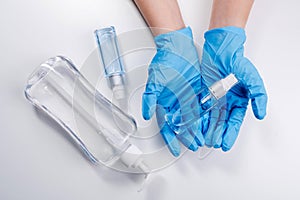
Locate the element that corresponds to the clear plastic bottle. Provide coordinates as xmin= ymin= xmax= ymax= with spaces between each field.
xmin=95 ymin=26 xmax=126 ymax=100
xmin=24 ymin=56 xmax=150 ymax=174
xmin=166 ymin=74 xmax=238 ymax=134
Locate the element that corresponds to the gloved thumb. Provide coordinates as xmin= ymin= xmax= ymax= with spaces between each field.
xmin=234 ymin=57 xmax=268 ymax=120
xmin=142 ymin=91 xmax=158 ymax=120
xmin=251 ymin=92 xmax=267 ymax=120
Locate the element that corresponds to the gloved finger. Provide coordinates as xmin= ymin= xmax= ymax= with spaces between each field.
xmin=142 ymin=63 xmax=165 ymax=120
xmin=164 ymin=84 xmax=200 ymax=134
xmin=222 ymin=106 xmax=247 ymax=152
xmin=189 ymin=119 xmax=205 ymax=146
xmin=203 ymin=110 xmax=216 ymax=147
xmin=204 ymin=107 xmax=227 ymax=148
xmin=201 ymin=111 xmax=210 ymax=136
xmin=156 ymin=105 xmax=181 ymax=157
xmin=212 ymin=107 xmax=227 ymax=148
xmin=179 ymin=99 xmax=204 ymax=147
xmin=176 ymin=128 xmax=199 ymax=152
xmin=234 ymin=57 xmax=268 ymax=120
xmin=159 ymin=106 xmax=199 ymax=153
xmin=142 ymin=91 xmax=158 ymax=120
xmin=181 ymin=98 xmax=205 ymax=147
xmin=169 ymin=111 xmax=204 ymax=147
xmin=160 ymin=122 xmax=181 ymax=157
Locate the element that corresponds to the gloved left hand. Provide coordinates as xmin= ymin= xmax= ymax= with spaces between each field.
xmin=142 ymin=27 xmax=204 ymax=157
xmin=200 ymin=26 xmax=268 ymax=151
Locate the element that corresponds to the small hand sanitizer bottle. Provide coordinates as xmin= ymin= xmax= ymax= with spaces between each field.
xmin=95 ymin=26 xmax=126 ymax=100
xmin=166 ymin=74 xmax=238 ymax=134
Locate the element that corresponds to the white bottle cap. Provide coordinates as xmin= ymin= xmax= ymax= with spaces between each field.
xmin=209 ymin=73 xmax=238 ymax=99
xmin=120 ymin=144 xmax=151 ymax=192
xmin=120 ymin=144 xmax=150 ymax=173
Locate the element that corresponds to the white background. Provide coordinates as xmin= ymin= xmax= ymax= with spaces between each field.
xmin=1 ymin=0 xmax=300 ymax=199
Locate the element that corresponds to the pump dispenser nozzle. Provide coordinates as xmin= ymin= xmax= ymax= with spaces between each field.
xmin=209 ymin=73 xmax=238 ymax=100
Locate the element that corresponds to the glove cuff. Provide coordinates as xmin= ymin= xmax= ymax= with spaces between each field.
xmin=154 ymin=26 xmax=195 ymax=51
xmin=204 ymin=26 xmax=246 ymax=43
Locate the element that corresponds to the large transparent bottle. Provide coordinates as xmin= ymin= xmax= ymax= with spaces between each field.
xmin=24 ymin=56 xmax=149 ymax=173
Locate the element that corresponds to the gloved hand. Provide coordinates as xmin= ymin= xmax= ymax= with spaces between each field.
xmin=142 ymin=27 xmax=204 ymax=157
xmin=200 ymin=26 xmax=268 ymax=151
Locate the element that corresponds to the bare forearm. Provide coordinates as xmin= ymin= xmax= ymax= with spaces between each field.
xmin=209 ymin=0 xmax=254 ymax=29
xmin=134 ymin=0 xmax=185 ymax=36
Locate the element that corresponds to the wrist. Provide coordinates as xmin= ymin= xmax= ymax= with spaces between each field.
xmin=208 ymin=0 xmax=254 ymax=30
xmin=134 ymin=0 xmax=186 ymax=36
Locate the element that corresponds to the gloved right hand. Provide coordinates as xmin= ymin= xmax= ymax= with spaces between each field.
xmin=142 ymin=27 xmax=205 ymax=157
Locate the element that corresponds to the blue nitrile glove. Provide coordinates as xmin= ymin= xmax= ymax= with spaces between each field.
xmin=201 ymin=26 xmax=268 ymax=151
xmin=142 ymin=27 xmax=205 ymax=157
